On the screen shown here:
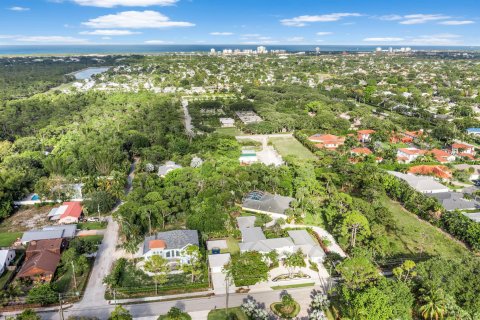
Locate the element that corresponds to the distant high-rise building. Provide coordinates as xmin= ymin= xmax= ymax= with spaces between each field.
xmin=375 ymin=47 xmax=382 ymax=52
xmin=210 ymin=48 xmax=216 ymax=55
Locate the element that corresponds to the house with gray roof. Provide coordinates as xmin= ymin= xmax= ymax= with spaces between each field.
xmin=21 ymin=225 xmax=77 ymax=244
xmin=242 ymin=191 xmax=295 ymax=216
xmin=388 ymin=171 xmax=450 ymax=194
xmin=142 ymin=230 xmax=199 ymax=263
xmin=158 ymin=161 xmax=182 ymax=177
xmin=427 ymin=192 xmax=478 ymax=211
xmin=237 ymin=216 xmax=326 ymax=263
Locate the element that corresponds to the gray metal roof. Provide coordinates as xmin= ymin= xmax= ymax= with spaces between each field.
xmin=21 ymin=225 xmax=77 ymax=243
xmin=237 ymin=216 xmax=256 ymax=229
xmin=240 ymin=227 xmax=266 ymax=243
xmin=143 ymin=229 xmax=198 ymax=254
xmin=242 ymin=191 xmax=294 ymax=215
xmin=388 ymin=171 xmax=449 ymax=193
xmin=427 ymin=192 xmax=478 ymax=211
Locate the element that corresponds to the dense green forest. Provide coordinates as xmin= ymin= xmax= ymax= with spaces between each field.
xmin=1 ymin=54 xmax=480 ymax=319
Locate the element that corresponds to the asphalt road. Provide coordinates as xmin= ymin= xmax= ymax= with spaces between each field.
xmin=41 ymin=286 xmax=318 ymax=319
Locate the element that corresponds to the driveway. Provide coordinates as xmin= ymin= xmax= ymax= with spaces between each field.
xmin=74 ymin=216 xmax=119 ymax=309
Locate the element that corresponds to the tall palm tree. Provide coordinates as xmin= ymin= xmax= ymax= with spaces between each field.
xmin=419 ymin=289 xmax=447 ymax=320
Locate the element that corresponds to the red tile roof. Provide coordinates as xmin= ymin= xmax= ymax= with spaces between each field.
xmin=357 ymin=129 xmax=375 ymax=135
xmin=149 ymin=240 xmax=167 ymax=249
xmin=398 ymin=148 xmax=426 ymax=155
xmin=452 ymin=143 xmax=473 ymax=150
xmin=60 ymin=202 xmax=82 ymax=219
xmin=408 ymin=165 xmax=452 ymax=179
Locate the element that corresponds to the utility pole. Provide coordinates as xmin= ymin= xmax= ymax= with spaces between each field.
xmin=58 ymin=294 xmax=65 ymax=320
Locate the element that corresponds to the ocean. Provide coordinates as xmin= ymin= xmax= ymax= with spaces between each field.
xmin=0 ymin=44 xmax=480 ymax=55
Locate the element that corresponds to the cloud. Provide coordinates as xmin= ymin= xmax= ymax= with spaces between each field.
xmin=72 ymin=0 xmax=178 ymax=7
xmin=101 ymin=36 xmax=111 ymax=40
xmin=316 ymin=32 xmax=333 ymax=36
xmin=242 ymin=34 xmax=261 ymax=38
xmin=210 ymin=32 xmax=234 ymax=36
xmin=15 ymin=36 xmax=89 ymax=44
xmin=409 ymin=33 xmax=462 ymax=45
xmin=82 ymin=10 xmax=194 ymax=29
xmin=439 ymin=20 xmax=475 ymax=25
xmin=79 ymin=29 xmax=141 ymax=35
xmin=281 ymin=13 xmax=361 ymax=27
xmin=399 ymin=14 xmax=450 ymax=25
xmin=363 ymin=37 xmax=405 ymax=42
xmin=378 ymin=14 xmax=403 ymax=21
xmin=9 ymin=6 xmax=30 ymax=11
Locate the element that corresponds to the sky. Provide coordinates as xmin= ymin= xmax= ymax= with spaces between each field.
xmin=0 ymin=0 xmax=479 ymax=46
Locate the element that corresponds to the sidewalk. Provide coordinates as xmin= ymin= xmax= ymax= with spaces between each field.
xmin=109 ymin=290 xmax=214 ymax=304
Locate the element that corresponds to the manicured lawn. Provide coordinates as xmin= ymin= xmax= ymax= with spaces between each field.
xmin=208 ymin=307 xmax=248 ymax=320
xmin=0 ymin=232 xmax=22 ymax=247
xmin=78 ymin=221 xmax=107 ymax=230
xmin=269 ymin=136 xmax=316 ymax=161
xmin=381 ymin=197 xmax=469 ymax=259
xmin=215 ymin=127 xmax=243 ymax=136
xmin=271 ymin=282 xmax=315 ymax=290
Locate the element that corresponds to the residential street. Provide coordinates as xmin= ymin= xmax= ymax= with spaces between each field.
xmin=40 ymin=286 xmax=319 ymax=319
xmin=182 ymin=99 xmax=194 ymax=137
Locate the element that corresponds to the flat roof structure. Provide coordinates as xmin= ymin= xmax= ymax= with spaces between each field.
xmin=242 ymin=191 xmax=294 ymax=215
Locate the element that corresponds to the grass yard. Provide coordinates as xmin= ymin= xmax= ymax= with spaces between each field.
xmin=271 ymin=282 xmax=315 ymax=290
xmin=221 ymin=237 xmax=240 ymax=255
xmin=269 ymin=136 xmax=316 ymax=161
xmin=79 ymin=234 xmax=104 ymax=244
xmin=0 ymin=232 xmax=22 ymax=247
xmin=78 ymin=221 xmax=107 ymax=230
xmin=381 ymin=197 xmax=470 ymax=259
xmin=215 ymin=127 xmax=243 ymax=136
xmin=208 ymin=307 xmax=248 ymax=320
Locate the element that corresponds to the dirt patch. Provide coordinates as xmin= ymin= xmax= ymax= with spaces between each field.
xmin=0 ymin=205 xmax=56 ymax=232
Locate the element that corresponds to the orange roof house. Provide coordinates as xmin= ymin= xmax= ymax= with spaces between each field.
xmin=308 ymin=134 xmax=345 ymax=150
xmin=428 ymin=149 xmax=455 ymax=163
xmin=357 ymin=130 xmax=376 ymax=142
xmin=149 ymin=240 xmax=167 ymax=250
xmin=58 ymin=202 xmax=83 ymax=224
xmin=408 ymin=165 xmax=452 ymax=179
xmin=450 ymin=143 xmax=475 ymax=159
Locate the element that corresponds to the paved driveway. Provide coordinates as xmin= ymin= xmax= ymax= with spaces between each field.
xmin=74 ymin=216 xmax=119 ymax=309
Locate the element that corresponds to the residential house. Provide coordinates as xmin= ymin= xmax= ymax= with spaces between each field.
xmin=388 ymin=171 xmax=450 ymax=194
xmin=57 ymin=202 xmax=83 ymax=224
xmin=450 ymin=143 xmax=476 ymax=160
xmin=427 ymin=192 xmax=478 ymax=211
xmin=242 ymin=191 xmax=294 ymax=216
xmin=26 ymin=239 xmax=66 ymax=259
xmin=397 ymin=148 xmax=427 ymax=163
xmin=401 ymin=129 xmax=424 ymax=143
xmin=428 ymin=149 xmax=455 ymax=163
xmin=408 ymin=165 xmax=452 ymax=180
xmin=21 ymin=225 xmax=77 ymax=245
xmin=357 ymin=129 xmax=375 ymax=143
xmin=237 ymin=217 xmax=325 ymax=263
xmin=0 ymin=250 xmax=16 ymax=276
xmin=308 ymin=134 xmax=345 ymax=150
xmin=466 ymin=128 xmax=480 ymax=136
xmin=142 ymin=230 xmax=199 ymax=264
xmin=16 ymin=250 xmax=61 ymax=282
xmin=158 ymin=161 xmax=183 ymax=177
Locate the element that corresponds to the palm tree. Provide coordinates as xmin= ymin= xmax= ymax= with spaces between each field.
xmin=419 ymin=289 xmax=447 ymax=320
